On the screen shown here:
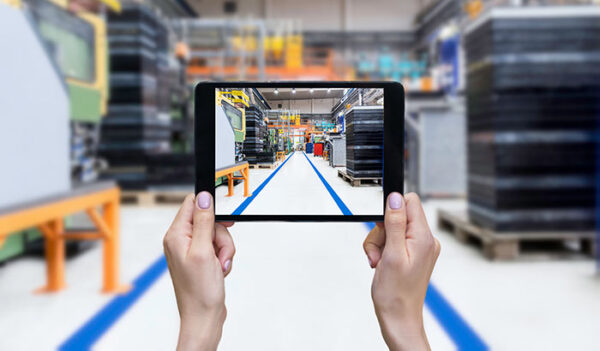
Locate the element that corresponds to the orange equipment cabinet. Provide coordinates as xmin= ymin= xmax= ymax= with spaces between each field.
xmin=0 ymin=181 xmax=129 ymax=294
xmin=215 ymin=162 xmax=251 ymax=198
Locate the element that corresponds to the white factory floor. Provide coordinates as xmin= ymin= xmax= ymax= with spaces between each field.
xmin=216 ymin=152 xmax=382 ymax=215
xmin=1 ymin=155 xmax=600 ymax=350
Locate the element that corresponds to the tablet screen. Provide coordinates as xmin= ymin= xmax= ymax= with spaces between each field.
xmin=214 ymin=87 xmax=384 ymax=216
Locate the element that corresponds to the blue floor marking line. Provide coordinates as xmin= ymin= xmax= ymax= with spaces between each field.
xmin=366 ymin=223 xmax=487 ymax=350
xmin=304 ymin=155 xmax=488 ymax=351
xmin=301 ymin=152 xmax=352 ymax=215
xmin=59 ymin=255 xmax=168 ymax=351
xmin=232 ymin=151 xmax=295 ymax=215
xmin=61 ymin=153 xmax=295 ymax=349
xmin=424 ymin=283 xmax=489 ymax=350
xmin=63 ymin=151 xmax=487 ymax=350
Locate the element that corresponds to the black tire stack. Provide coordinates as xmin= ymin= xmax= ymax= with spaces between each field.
xmin=99 ymin=4 xmax=172 ymax=189
xmin=464 ymin=8 xmax=600 ymax=231
xmin=345 ymin=106 xmax=384 ymax=178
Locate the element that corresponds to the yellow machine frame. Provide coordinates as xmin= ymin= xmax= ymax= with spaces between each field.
xmin=216 ymin=91 xmax=246 ymax=138
xmin=218 ymin=89 xmax=250 ymax=107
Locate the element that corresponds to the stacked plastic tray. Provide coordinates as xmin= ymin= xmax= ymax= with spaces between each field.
xmin=464 ymin=7 xmax=600 ymax=231
xmin=345 ymin=106 xmax=384 ymax=178
xmin=99 ymin=4 xmax=171 ymax=189
xmin=243 ymin=106 xmax=275 ymax=164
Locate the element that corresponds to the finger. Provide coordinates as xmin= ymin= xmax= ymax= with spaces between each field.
xmin=163 ymin=194 xmax=195 ymax=255
xmin=219 ymin=221 xmax=235 ymax=228
xmin=376 ymin=222 xmax=384 ymax=228
xmin=384 ymin=192 xmax=407 ymax=251
xmin=404 ymin=193 xmax=433 ymax=243
xmin=168 ymin=193 xmax=196 ymax=234
xmin=189 ymin=191 xmax=216 ymax=256
xmin=363 ymin=225 xmax=385 ymax=268
xmin=215 ymin=224 xmax=236 ymax=276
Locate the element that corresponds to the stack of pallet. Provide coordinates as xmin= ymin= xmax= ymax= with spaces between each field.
xmin=345 ymin=106 xmax=384 ymax=178
xmin=464 ymin=7 xmax=600 ymax=231
xmin=243 ymin=106 xmax=275 ymax=164
xmin=99 ymin=4 xmax=171 ymax=189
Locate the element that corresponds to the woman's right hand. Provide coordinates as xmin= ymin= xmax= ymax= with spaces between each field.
xmin=363 ymin=192 xmax=441 ymax=351
xmin=163 ymin=192 xmax=235 ymax=351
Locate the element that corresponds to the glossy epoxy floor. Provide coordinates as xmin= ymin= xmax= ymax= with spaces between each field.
xmin=1 ymin=154 xmax=600 ymax=350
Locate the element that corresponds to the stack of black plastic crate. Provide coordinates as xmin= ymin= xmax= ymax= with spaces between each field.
xmin=464 ymin=8 xmax=600 ymax=231
xmin=99 ymin=4 xmax=172 ymax=189
xmin=345 ymin=106 xmax=384 ymax=178
xmin=145 ymin=52 xmax=195 ymax=186
xmin=243 ymin=106 xmax=275 ymax=164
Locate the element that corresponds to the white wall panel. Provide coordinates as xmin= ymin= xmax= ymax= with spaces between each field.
xmin=289 ymin=99 xmax=310 ymax=112
xmin=268 ymin=98 xmax=336 ymax=113
xmin=191 ymin=0 xmax=421 ymax=32
xmin=265 ymin=0 xmax=343 ymax=31
xmin=346 ymin=0 xmax=420 ymax=31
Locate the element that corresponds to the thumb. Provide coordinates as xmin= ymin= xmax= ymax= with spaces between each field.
xmin=383 ymin=192 xmax=407 ymax=252
xmin=189 ymin=191 xmax=215 ymax=256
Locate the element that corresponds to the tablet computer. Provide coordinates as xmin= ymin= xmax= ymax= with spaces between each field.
xmin=195 ymin=82 xmax=404 ymax=222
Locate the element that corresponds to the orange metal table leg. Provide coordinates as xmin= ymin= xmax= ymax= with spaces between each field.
xmin=242 ymin=166 xmax=251 ymax=197
xmin=101 ymin=191 xmax=130 ymax=294
xmin=226 ymin=174 xmax=234 ymax=197
xmin=36 ymin=219 xmax=66 ymax=293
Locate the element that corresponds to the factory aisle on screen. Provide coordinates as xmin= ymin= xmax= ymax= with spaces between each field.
xmin=240 ymin=152 xmax=341 ymax=215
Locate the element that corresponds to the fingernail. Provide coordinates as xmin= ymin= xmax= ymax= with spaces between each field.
xmin=389 ymin=192 xmax=403 ymax=210
xmin=197 ymin=192 xmax=211 ymax=209
xmin=368 ymin=257 xmax=373 ymax=267
xmin=223 ymin=260 xmax=231 ymax=272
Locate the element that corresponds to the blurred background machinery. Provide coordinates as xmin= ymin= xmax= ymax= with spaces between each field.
xmin=1 ymin=0 xmax=600 ymax=348
xmin=0 ymin=0 xmax=122 ymax=262
xmin=1 ymin=0 xmax=598 ymax=263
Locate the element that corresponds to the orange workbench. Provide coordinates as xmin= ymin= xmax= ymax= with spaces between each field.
xmin=276 ymin=151 xmax=286 ymax=163
xmin=215 ymin=162 xmax=251 ymax=197
xmin=0 ymin=181 xmax=128 ymax=294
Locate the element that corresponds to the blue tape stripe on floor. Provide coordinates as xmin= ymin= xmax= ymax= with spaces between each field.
xmin=59 ymin=255 xmax=168 ymax=351
xmin=61 ymin=154 xmax=294 ymax=349
xmin=364 ymin=224 xmax=487 ymax=350
xmin=425 ymin=282 xmax=489 ymax=350
xmin=301 ymin=152 xmax=352 ymax=215
xmin=232 ymin=151 xmax=295 ymax=215
xmin=302 ymin=155 xmax=487 ymax=350
xmin=363 ymin=224 xmax=488 ymax=350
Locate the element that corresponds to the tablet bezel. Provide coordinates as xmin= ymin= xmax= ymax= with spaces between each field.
xmin=195 ymin=81 xmax=404 ymax=222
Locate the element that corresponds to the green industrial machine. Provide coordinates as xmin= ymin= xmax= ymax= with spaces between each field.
xmin=215 ymin=90 xmax=248 ymax=187
xmin=29 ymin=0 xmax=111 ymax=123
xmin=0 ymin=0 xmax=119 ymax=263
xmin=217 ymin=89 xmax=247 ymax=143
xmin=221 ymin=99 xmax=246 ymax=143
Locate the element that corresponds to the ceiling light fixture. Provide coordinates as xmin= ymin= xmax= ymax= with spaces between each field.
xmin=310 ymin=88 xmax=314 ymax=93
xmin=327 ymin=88 xmax=331 ymax=93
xmin=292 ymin=88 xmax=296 ymax=94
xmin=274 ymin=88 xmax=279 ymax=95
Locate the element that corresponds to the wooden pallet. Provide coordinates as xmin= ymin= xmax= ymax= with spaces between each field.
xmin=337 ymin=169 xmax=382 ymax=187
xmin=121 ymin=189 xmax=192 ymax=206
xmin=249 ymin=163 xmax=277 ymax=169
xmin=437 ymin=209 xmax=596 ymax=260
